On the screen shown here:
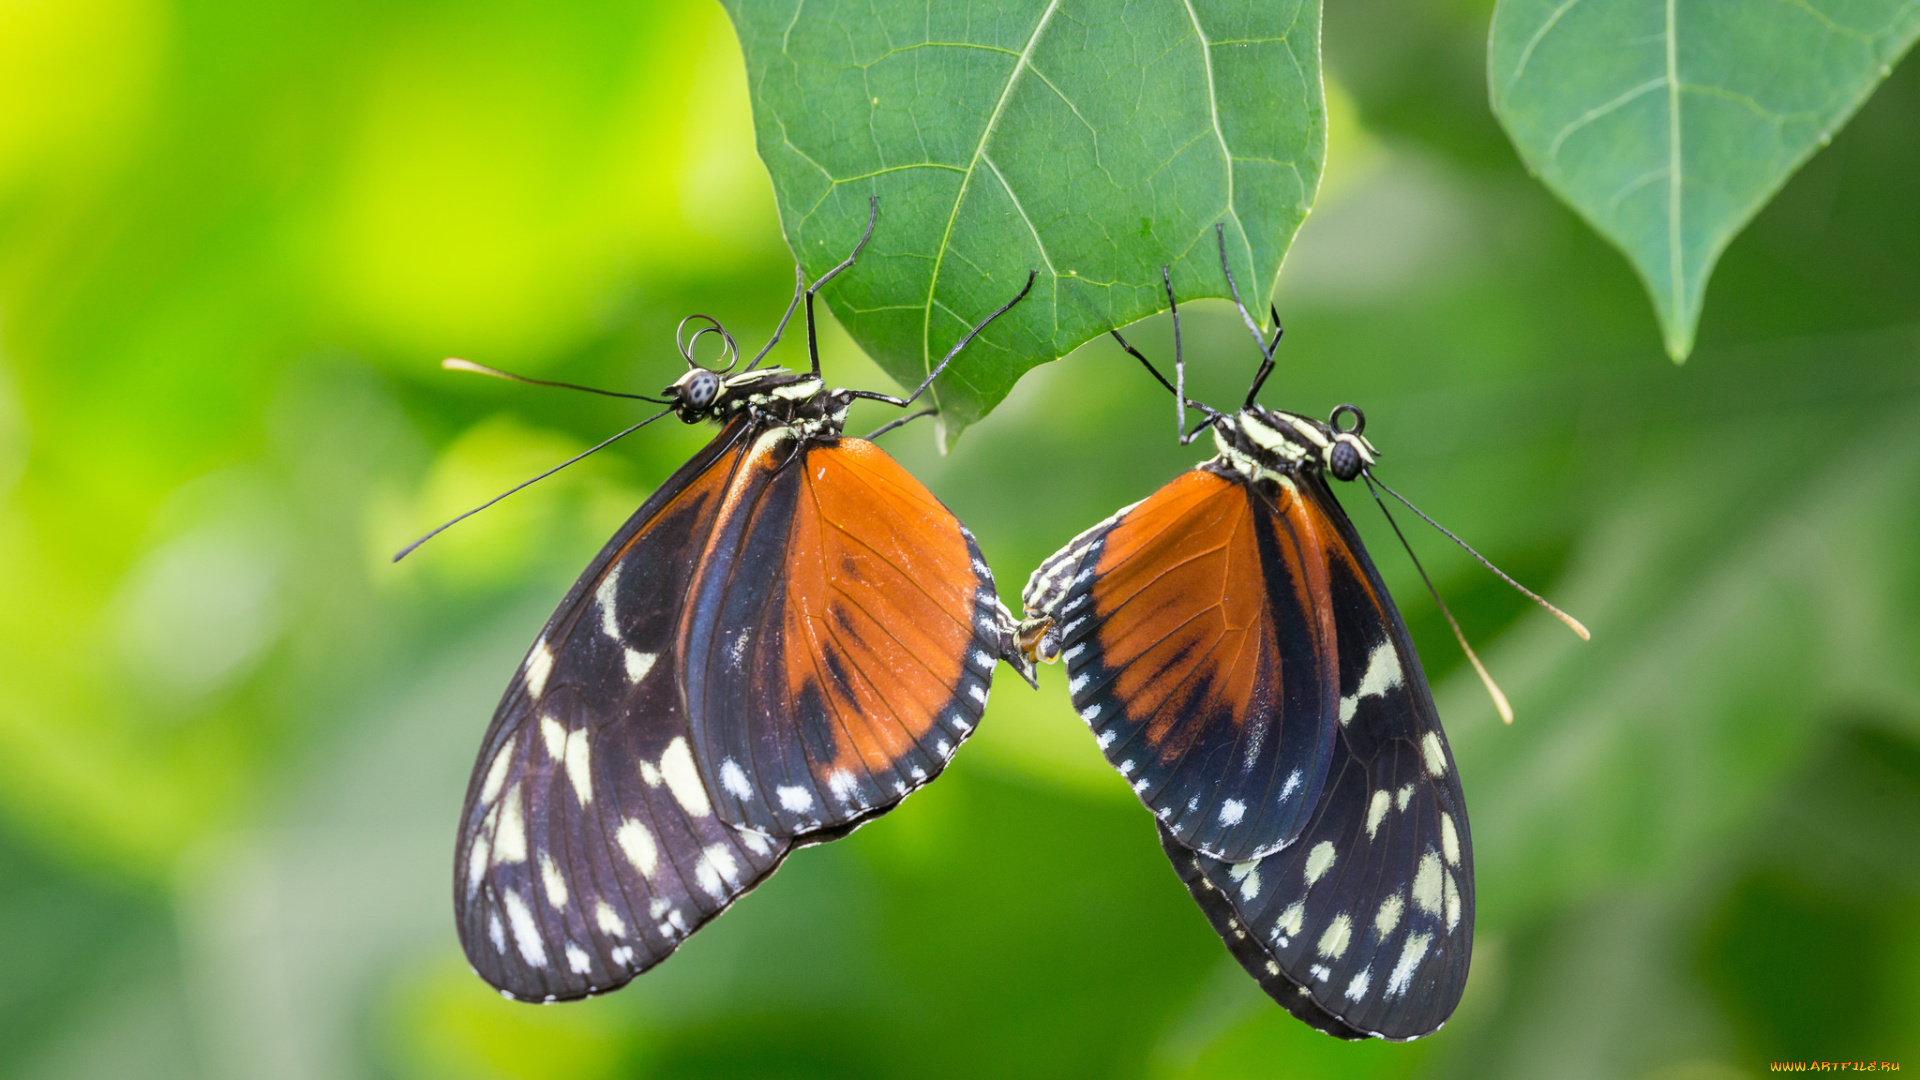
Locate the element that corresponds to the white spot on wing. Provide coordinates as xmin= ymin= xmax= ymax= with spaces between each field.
xmin=1096 ymin=729 xmax=1115 ymax=749
xmin=563 ymin=726 xmax=592 ymax=806
xmin=1318 ymin=914 xmax=1352 ymax=959
xmin=1422 ymin=731 xmax=1447 ymax=776
xmin=1386 ymin=932 xmax=1433 ymax=997
xmin=1446 ymin=872 xmax=1462 ymax=930
xmin=566 ymin=943 xmax=592 ymax=974
xmin=1412 ymin=851 xmax=1443 ymax=914
xmin=625 ymin=649 xmax=657 ymax=684
xmin=1375 ymin=892 xmax=1404 ymax=936
xmin=1227 ymin=861 xmax=1262 ymax=900
xmin=1396 ymin=783 xmax=1414 ymax=811
xmin=615 ymin=818 xmax=658 ymax=880
xmin=1304 ymin=841 xmax=1337 ymax=886
xmin=720 ymin=758 xmax=752 ymax=801
xmin=525 ymin=640 xmax=554 ymax=699
xmin=540 ymin=715 xmax=566 ymax=760
xmin=492 ymin=784 xmax=527 ymax=865
xmin=596 ymin=566 xmax=621 ymax=639
xmin=692 ymin=845 xmax=740 ymax=898
xmin=639 ymin=761 xmax=662 ymax=787
xmin=1068 ymin=672 xmax=1089 ymax=694
xmin=479 ymin=742 xmax=514 ymax=805
xmin=777 ymin=785 xmax=814 ymax=813
xmin=489 ymin=911 xmax=505 ymax=954
xmin=1219 ymin=799 xmax=1246 ymax=826
xmin=610 ymin=945 xmax=634 ymax=967
xmin=825 ymin=769 xmax=857 ymax=803
xmin=660 ymin=737 xmax=711 ymax=817
xmin=594 ymin=900 xmax=626 ymax=938
xmin=1338 ymin=642 xmax=1403 ymax=724
xmin=540 ymin=853 xmax=569 ymax=909
xmin=1345 ymin=967 xmax=1371 ymax=1001
xmin=502 ymin=890 xmax=547 ymax=968
xmin=1279 ymin=770 xmax=1302 ymax=802
xmin=968 ymin=682 xmax=987 ymax=706
xmin=1276 ymin=902 xmax=1305 ymax=939
xmin=1366 ymin=789 xmax=1391 ymax=839
xmin=467 ymin=827 xmax=492 ymax=897
xmin=1440 ymin=812 xmax=1460 ymax=865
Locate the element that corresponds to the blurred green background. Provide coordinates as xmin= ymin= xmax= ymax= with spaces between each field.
xmin=3 ymin=0 xmax=1918 ymax=1077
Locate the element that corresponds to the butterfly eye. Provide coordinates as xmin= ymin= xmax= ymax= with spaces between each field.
xmin=1328 ymin=436 xmax=1364 ymax=481
xmin=684 ymin=370 xmax=721 ymax=409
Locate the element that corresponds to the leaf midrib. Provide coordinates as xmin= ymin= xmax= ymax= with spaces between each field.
xmin=920 ymin=0 xmax=1066 ymax=406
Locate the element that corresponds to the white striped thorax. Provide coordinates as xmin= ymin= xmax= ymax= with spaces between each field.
xmin=663 ymin=364 xmax=852 ymax=441
xmin=1210 ymin=405 xmax=1380 ymax=486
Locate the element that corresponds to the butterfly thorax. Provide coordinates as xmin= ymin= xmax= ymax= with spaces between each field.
xmin=1209 ymin=406 xmax=1379 ymax=487
xmin=665 ymin=366 xmax=853 ymax=440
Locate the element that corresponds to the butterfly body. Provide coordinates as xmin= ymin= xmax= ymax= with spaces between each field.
xmin=1020 ymin=398 xmax=1474 ymax=1040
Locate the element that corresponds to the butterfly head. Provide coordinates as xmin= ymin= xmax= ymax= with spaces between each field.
xmin=666 ymin=367 xmax=725 ymax=420
xmin=1014 ymin=614 xmax=1061 ymax=666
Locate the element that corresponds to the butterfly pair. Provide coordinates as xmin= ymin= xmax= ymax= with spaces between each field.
xmin=437 ymin=211 xmax=1575 ymax=1041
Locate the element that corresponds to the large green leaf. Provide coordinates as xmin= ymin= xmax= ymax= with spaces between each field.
xmin=1489 ymin=0 xmax=1920 ymax=359
xmin=722 ymin=0 xmax=1325 ymax=438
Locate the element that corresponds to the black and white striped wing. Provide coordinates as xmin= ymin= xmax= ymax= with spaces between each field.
xmin=1161 ymin=472 xmax=1474 ymax=1040
xmin=454 ymin=417 xmax=792 ymax=1002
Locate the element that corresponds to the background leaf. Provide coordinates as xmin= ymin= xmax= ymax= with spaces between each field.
xmin=722 ymin=0 xmax=1325 ymax=439
xmin=1489 ymin=0 xmax=1920 ymax=359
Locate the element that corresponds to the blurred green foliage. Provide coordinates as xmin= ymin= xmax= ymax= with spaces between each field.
xmin=0 ymin=1 xmax=1916 ymax=1078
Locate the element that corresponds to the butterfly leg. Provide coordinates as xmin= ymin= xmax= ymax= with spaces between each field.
xmin=846 ymin=270 xmax=1037 ymax=410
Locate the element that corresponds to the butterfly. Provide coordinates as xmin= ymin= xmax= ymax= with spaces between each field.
xmin=426 ymin=204 xmax=1039 ymax=1001
xmin=1015 ymin=234 xmax=1582 ymax=1040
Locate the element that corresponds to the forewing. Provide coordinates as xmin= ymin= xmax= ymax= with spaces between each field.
xmin=1160 ymin=473 xmax=1474 ymax=1041
xmin=454 ymin=416 xmax=792 ymax=1002
xmin=682 ymin=431 xmax=1003 ymax=835
xmin=1031 ymin=468 xmax=1341 ymax=862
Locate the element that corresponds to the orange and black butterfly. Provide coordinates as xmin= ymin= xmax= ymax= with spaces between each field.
xmin=1015 ymin=234 xmax=1582 ymax=1040
xmin=418 ymin=206 xmax=1038 ymax=1002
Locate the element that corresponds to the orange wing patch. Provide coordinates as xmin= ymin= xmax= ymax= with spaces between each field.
xmin=1091 ymin=471 xmax=1275 ymax=759
xmin=1059 ymin=467 xmax=1344 ymax=861
xmin=786 ymin=439 xmax=978 ymax=778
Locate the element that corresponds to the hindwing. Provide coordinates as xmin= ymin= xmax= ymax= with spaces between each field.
xmin=1022 ymin=468 xmax=1340 ymax=862
xmin=682 ymin=429 xmax=1004 ymax=836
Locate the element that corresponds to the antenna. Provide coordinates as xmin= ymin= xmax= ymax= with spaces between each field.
xmin=441 ymin=358 xmax=670 ymax=404
xmin=1368 ymin=475 xmax=1590 ymax=641
xmin=1363 ymin=476 xmax=1516 ymax=724
xmin=391 ymin=405 xmax=677 ymax=563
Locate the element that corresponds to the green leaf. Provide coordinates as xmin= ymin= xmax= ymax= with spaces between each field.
xmin=722 ymin=0 xmax=1325 ymax=438
xmin=1488 ymin=0 xmax=1920 ymax=359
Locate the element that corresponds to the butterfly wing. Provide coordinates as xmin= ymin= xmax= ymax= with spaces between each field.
xmin=1021 ymin=467 xmax=1341 ymax=862
xmin=681 ymin=428 xmax=1004 ymax=836
xmin=1160 ymin=471 xmax=1474 ymax=1041
xmin=455 ymin=416 xmax=794 ymax=1002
